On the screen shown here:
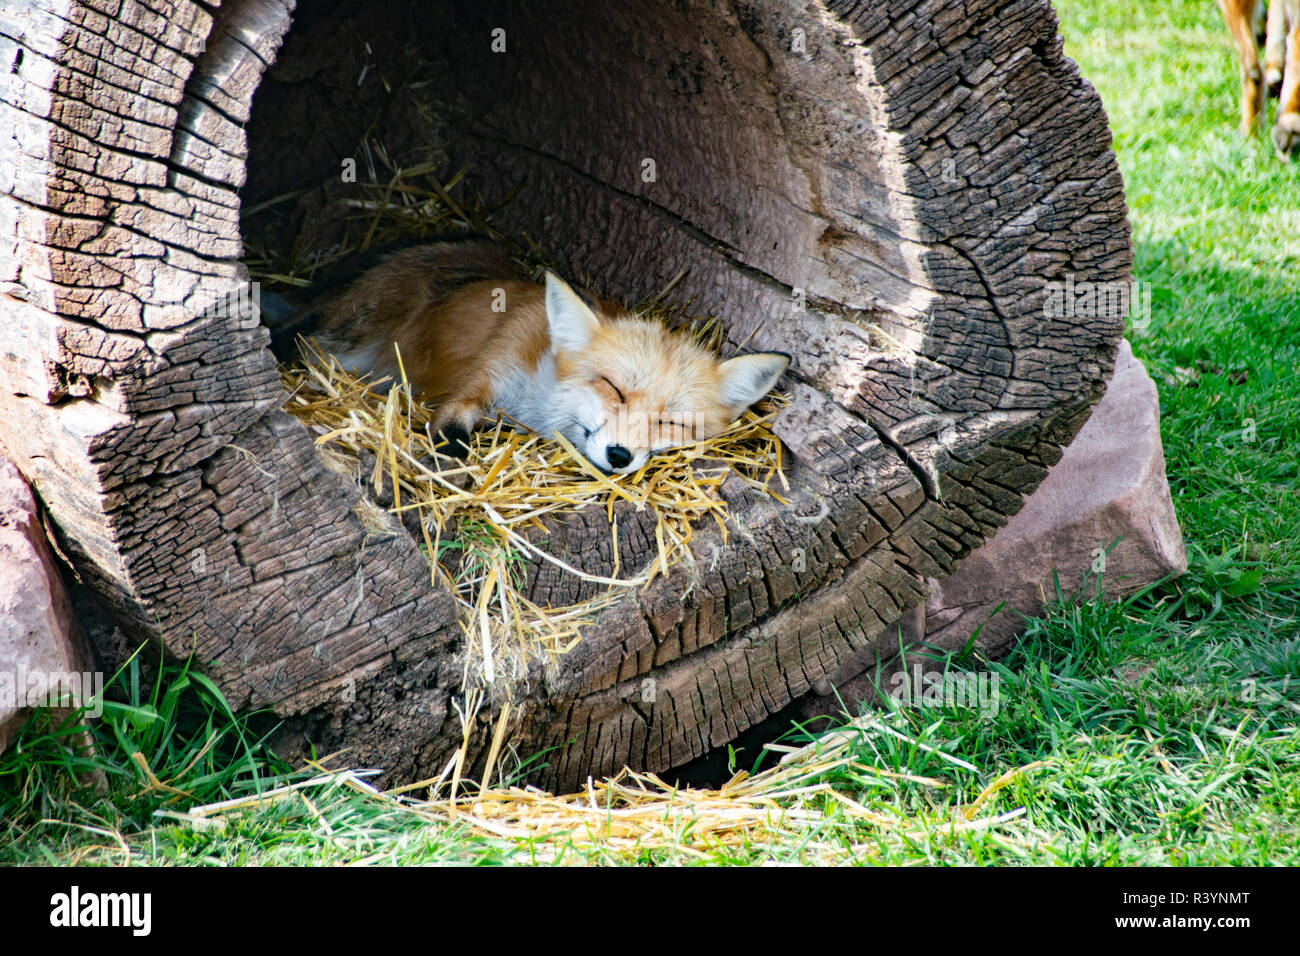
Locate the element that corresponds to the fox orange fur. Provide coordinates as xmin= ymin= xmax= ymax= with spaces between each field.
xmin=271 ymin=238 xmax=790 ymax=474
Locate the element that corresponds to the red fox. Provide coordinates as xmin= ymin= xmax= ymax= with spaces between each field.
xmin=269 ymin=238 xmax=790 ymax=474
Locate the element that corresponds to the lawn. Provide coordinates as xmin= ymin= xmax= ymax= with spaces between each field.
xmin=2 ymin=0 xmax=1297 ymax=865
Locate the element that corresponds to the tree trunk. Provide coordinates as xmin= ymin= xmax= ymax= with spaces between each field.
xmin=0 ymin=0 xmax=1128 ymax=790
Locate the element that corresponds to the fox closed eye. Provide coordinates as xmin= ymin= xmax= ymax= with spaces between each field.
xmin=598 ymin=376 xmax=627 ymax=403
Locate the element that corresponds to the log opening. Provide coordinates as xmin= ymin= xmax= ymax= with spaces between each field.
xmin=0 ymin=0 xmax=1129 ymax=790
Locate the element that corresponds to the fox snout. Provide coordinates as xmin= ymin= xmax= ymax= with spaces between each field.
xmin=583 ymin=431 xmax=642 ymax=475
xmin=577 ymin=408 xmax=686 ymax=475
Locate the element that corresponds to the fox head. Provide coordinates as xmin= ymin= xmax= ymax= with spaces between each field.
xmin=545 ymin=272 xmax=790 ymax=475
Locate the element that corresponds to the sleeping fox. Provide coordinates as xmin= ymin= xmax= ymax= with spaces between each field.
xmin=269 ymin=237 xmax=790 ymax=475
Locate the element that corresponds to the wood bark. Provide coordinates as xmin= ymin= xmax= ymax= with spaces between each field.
xmin=0 ymin=0 xmax=1128 ymax=791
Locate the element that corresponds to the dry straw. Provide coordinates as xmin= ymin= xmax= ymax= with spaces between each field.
xmin=262 ymin=144 xmax=789 ymax=694
xmin=281 ymin=341 xmax=787 ymax=693
xmin=169 ymin=713 xmax=1043 ymax=863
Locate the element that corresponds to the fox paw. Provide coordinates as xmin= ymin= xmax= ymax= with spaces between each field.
xmin=431 ymin=423 xmax=472 ymax=460
xmin=413 ymin=423 xmax=475 ymax=489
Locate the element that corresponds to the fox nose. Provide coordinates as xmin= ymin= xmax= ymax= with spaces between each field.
xmin=606 ymin=444 xmax=633 ymax=470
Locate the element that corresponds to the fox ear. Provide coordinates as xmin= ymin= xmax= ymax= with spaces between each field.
xmin=545 ymin=272 xmax=602 ymax=354
xmin=718 ymin=352 xmax=790 ymax=412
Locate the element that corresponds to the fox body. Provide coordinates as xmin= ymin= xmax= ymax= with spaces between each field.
xmin=271 ymin=238 xmax=790 ymax=474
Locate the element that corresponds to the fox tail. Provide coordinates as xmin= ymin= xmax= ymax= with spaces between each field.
xmin=262 ymin=233 xmax=509 ymax=362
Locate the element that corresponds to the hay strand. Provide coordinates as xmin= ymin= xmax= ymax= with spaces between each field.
xmin=280 ymin=337 xmax=786 ymax=695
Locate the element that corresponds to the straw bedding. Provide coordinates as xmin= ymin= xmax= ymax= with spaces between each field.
xmin=251 ymin=145 xmax=789 ymax=699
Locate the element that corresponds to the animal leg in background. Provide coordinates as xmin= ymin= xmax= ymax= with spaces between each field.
xmin=1272 ymin=2 xmax=1300 ymax=155
xmin=1265 ymin=0 xmax=1290 ymax=92
xmin=1220 ymin=0 xmax=1267 ymax=134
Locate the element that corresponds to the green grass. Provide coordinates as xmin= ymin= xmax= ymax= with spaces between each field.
xmin=2 ymin=0 xmax=1298 ymax=865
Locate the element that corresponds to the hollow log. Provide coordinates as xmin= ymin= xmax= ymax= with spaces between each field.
xmin=0 ymin=0 xmax=1129 ymax=790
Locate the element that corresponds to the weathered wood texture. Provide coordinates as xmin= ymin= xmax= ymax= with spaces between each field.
xmin=2 ymin=0 xmax=1128 ymax=791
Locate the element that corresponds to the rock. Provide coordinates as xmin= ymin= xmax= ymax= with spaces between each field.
xmin=801 ymin=339 xmax=1186 ymax=714
xmin=0 ymin=457 xmax=97 ymax=753
xmin=921 ymin=339 xmax=1186 ymax=657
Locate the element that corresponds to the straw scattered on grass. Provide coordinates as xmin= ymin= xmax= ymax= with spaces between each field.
xmin=164 ymin=713 xmax=1044 ymax=864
